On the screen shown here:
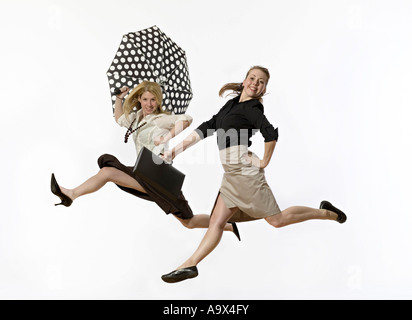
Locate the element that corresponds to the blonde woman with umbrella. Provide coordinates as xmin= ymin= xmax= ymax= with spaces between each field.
xmin=51 ymin=81 xmax=240 ymax=238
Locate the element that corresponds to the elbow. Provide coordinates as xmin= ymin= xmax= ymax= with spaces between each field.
xmin=115 ymin=113 xmax=125 ymax=125
xmin=261 ymin=157 xmax=271 ymax=169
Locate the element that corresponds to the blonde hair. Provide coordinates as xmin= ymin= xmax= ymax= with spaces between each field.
xmin=123 ymin=81 xmax=168 ymax=120
xmin=219 ymin=66 xmax=270 ymax=102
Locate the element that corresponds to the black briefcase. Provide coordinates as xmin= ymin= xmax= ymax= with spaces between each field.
xmin=133 ymin=147 xmax=185 ymax=201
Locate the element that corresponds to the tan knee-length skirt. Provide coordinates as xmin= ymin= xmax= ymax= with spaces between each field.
xmin=216 ymin=145 xmax=281 ymax=223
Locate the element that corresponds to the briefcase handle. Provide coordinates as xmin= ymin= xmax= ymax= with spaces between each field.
xmin=159 ymin=153 xmax=173 ymax=165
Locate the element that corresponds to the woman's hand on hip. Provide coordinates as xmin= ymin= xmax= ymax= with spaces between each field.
xmin=241 ymin=153 xmax=264 ymax=168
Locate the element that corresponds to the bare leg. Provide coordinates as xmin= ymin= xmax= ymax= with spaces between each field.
xmin=59 ymin=167 xmax=146 ymax=201
xmin=176 ymin=206 xmax=339 ymax=265
xmin=174 ymin=214 xmax=234 ymax=232
xmin=177 ymin=195 xmax=237 ymax=269
xmin=58 ymin=169 xmax=237 ymax=233
xmin=161 ymin=201 xmax=344 ymax=282
xmin=265 ymin=206 xmax=338 ymax=228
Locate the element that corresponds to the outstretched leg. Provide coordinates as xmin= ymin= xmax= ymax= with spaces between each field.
xmin=174 ymin=214 xmax=236 ymax=234
xmin=265 ymin=206 xmax=338 ymax=228
xmin=178 ymin=195 xmax=236 ymax=269
xmin=58 ymin=167 xmax=146 ymax=201
xmin=162 ymin=195 xmax=237 ymax=284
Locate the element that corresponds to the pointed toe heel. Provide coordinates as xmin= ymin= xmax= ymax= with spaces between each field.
xmin=51 ymin=173 xmax=73 ymax=207
xmin=231 ymin=222 xmax=241 ymax=241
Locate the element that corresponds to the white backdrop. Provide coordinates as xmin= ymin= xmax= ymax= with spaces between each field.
xmin=1 ymin=0 xmax=412 ymax=299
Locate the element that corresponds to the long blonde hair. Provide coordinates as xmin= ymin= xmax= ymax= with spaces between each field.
xmin=122 ymin=81 xmax=168 ymax=120
xmin=219 ymin=66 xmax=270 ymax=102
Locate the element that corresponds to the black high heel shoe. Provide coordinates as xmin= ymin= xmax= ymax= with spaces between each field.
xmin=51 ymin=173 xmax=73 ymax=207
xmin=231 ymin=222 xmax=241 ymax=241
xmin=320 ymin=200 xmax=347 ymax=224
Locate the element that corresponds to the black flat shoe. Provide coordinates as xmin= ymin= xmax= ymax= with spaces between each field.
xmin=231 ymin=222 xmax=241 ymax=241
xmin=161 ymin=266 xmax=198 ymax=283
xmin=51 ymin=173 xmax=73 ymax=207
xmin=320 ymin=200 xmax=347 ymax=224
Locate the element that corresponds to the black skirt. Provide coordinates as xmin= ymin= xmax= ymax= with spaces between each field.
xmin=98 ymin=154 xmax=193 ymax=220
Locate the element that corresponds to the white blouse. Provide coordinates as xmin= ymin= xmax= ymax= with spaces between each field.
xmin=117 ymin=109 xmax=193 ymax=156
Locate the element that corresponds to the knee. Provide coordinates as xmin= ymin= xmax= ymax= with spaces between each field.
xmin=98 ymin=167 xmax=115 ymax=182
xmin=266 ymin=214 xmax=284 ymax=228
xmin=180 ymin=218 xmax=195 ymax=229
xmin=209 ymin=216 xmax=227 ymax=230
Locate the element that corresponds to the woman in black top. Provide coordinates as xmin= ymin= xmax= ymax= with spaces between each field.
xmin=161 ymin=66 xmax=347 ymax=283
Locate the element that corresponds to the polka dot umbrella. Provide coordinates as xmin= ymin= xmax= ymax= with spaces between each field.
xmin=107 ymin=25 xmax=193 ymax=114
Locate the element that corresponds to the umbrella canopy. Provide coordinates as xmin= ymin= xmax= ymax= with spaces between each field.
xmin=107 ymin=25 xmax=192 ymax=115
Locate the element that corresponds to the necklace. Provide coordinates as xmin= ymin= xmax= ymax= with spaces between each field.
xmin=124 ymin=119 xmax=147 ymax=143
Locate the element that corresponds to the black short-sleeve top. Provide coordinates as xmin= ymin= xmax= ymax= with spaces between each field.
xmin=195 ymin=96 xmax=278 ymax=150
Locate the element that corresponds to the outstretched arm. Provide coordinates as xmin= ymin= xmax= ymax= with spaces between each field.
xmin=162 ymin=130 xmax=202 ymax=162
xmin=154 ymin=119 xmax=191 ymax=146
xmin=162 ymin=112 xmax=216 ymax=162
